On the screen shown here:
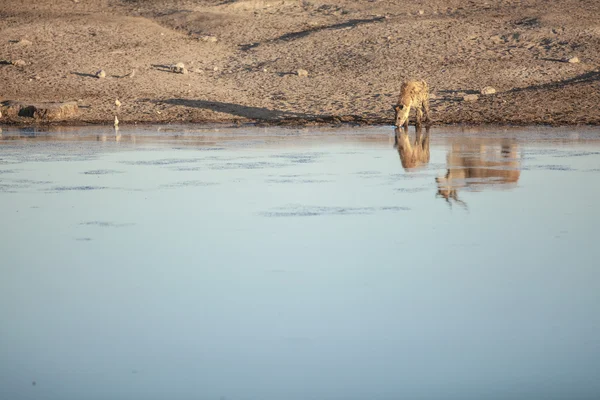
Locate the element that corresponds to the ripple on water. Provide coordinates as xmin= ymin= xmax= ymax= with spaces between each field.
xmin=523 ymin=164 xmax=575 ymax=171
xmin=160 ymin=180 xmax=219 ymax=188
xmin=553 ymin=151 xmax=600 ymax=158
xmin=269 ymin=153 xmax=324 ymax=164
xmin=354 ymin=171 xmax=383 ymax=179
xmin=1 ymin=180 xmax=52 ymax=192
xmin=79 ymin=221 xmax=135 ymax=227
xmin=50 ymin=186 xmax=108 ymax=191
xmin=260 ymin=205 xmax=410 ymax=217
xmin=266 ymin=178 xmax=333 ymax=184
xmin=82 ymin=169 xmax=125 ymax=175
xmin=120 ymin=158 xmax=204 ymax=166
xmin=207 ymin=161 xmax=287 ymax=170
xmin=0 ymin=184 xmax=19 ymax=193
xmin=395 ymin=187 xmax=429 ymax=193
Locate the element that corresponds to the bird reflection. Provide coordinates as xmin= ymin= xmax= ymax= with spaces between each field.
xmin=436 ymin=140 xmax=521 ymax=207
xmin=394 ymin=125 xmax=431 ymax=170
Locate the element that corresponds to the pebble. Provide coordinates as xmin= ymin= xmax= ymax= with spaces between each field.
xmin=297 ymin=69 xmax=309 ymax=77
xmin=490 ymin=35 xmax=503 ymax=44
xmin=200 ymin=35 xmax=218 ymax=43
xmin=481 ymin=86 xmax=496 ymax=95
xmin=567 ymin=56 xmax=580 ymax=63
xmin=12 ymin=59 xmax=26 ymax=67
xmin=18 ymin=39 xmax=32 ymax=46
xmin=96 ymin=69 xmax=106 ymax=78
xmin=463 ymin=94 xmax=479 ymax=102
xmin=170 ymin=63 xmax=187 ymax=74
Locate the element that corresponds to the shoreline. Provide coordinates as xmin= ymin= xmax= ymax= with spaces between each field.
xmin=2 ymin=119 xmax=598 ymax=130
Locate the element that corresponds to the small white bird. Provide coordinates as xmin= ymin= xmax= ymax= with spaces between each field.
xmin=114 ymin=115 xmax=119 ymax=127
xmin=115 ymin=98 xmax=121 ymax=108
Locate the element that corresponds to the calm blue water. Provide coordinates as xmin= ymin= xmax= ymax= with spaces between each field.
xmin=1 ymin=125 xmax=600 ymax=400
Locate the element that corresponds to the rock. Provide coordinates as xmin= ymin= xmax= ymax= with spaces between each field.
xmin=114 ymin=115 xmax=119 ymax=127
xmin=200 ymin=35 xmax=218 ymax=43
xmin=262 ymin=68 xmax=268 ymax=73
xmin=12 ymin=59 xmax=26 ymax=67
xmin=213 ymin=66 xmax=219 ymax=71
xmin=418 ymin=9 xmax=424 ymax=15
xmin=490 ymin=35 xmax=503 ymax=44
xmin=481 ymin=86 xmax=496 ymax=95
xmin=0 ymin=101 xmax=79 ymax=120
xmin=297 ymin=69 xmax=309 ymax=77
xmin=17 ymin=39 xmax=32 ymax=46
xmin=115 ymin=99 xmax=121 ymax=107
xmin=463 ymin=94 xmax=479 ymax=102
xmin=170 ymin=63 xmax=187 ymax=74
xmin=96 ymin=69 xmax=106 ymax=78
xmin=567 ymin=56 xmax=580 ymax=63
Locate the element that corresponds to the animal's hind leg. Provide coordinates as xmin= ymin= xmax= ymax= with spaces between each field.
xmin=415 ymin=125 xmax=423 ymax=144
xmin=423 ymin=99 xmax=431 ymax=126
xmin=416 ymin=107 xmax=423 ymax=127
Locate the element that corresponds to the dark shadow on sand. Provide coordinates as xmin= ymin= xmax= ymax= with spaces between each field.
xmin=539 ymin=57 xmax=569 ymax=63
xmin=240 ymin=16 xmax=385 ymax=50
xmin=71 ymin=72 xmax=98 ymax=79
xmin=151 ymin=64 xmax=175 ymax=73
xmin=510 ymin=70 xmax=600 ymax=93
xmin=436 ymin=89 xmax=481 ymax=102
xmin=159 ymin=99 xmax=324 ymax=121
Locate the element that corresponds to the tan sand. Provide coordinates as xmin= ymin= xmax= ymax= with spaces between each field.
xmin=1 ymin=0 xmax=599 ymax=126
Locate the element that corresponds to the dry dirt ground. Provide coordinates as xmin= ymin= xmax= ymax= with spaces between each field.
xmin=1 ymin=0 xmax=599 ymax=126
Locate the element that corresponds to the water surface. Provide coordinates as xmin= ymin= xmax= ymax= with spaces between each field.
xmin=1 ymin=125 xmax=600 ymax=400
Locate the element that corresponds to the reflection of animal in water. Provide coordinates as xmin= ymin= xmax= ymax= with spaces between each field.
xmin=394 ymin=126 xmax=430 ymax=170
xmin=394 ymin=80 xmax=431 ymax=128
xmin=436 ymin=141 xmax=521 ymax=207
